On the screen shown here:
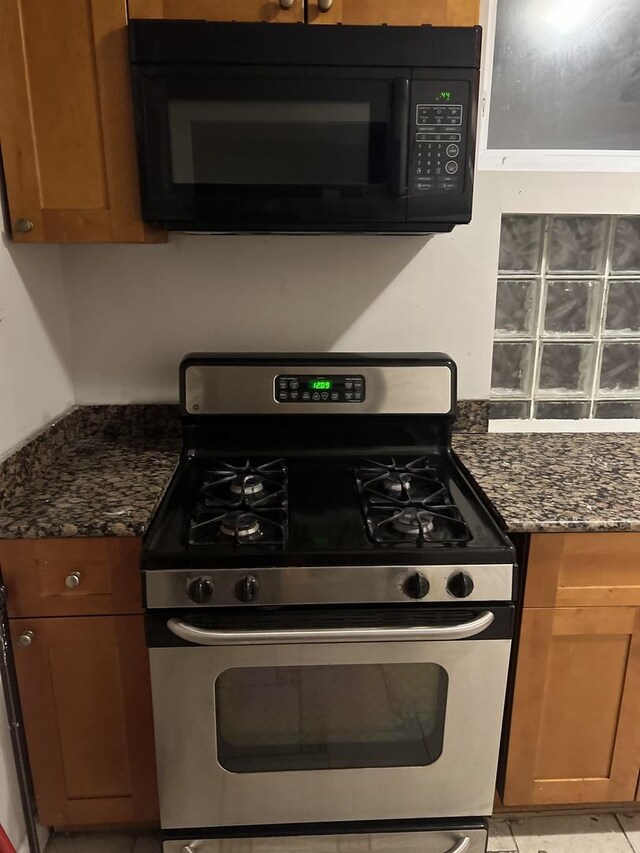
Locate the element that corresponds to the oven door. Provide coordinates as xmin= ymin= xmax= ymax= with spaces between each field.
xmin=133 ymin=66 xmax=410 ymax=230
xmin=148 ymin=607 xmax=512 ymax=830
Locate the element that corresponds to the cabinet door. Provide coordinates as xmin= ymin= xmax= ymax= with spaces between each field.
xmin=0 ymin=0 xmax=164 ymax=243
xmin=504 ymin=607 xmax=640 ymax=806
xmin=11 ymin=616 xmax=158 ymax=828
xmin=308 ymin=0 xmax=478 ymax=26
xmin=128 ymin=0 xmax=303 ymax=21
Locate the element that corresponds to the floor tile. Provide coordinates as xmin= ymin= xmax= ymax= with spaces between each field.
xmin=132 ymin=834 xmax=162 ymax=853
xmin=511 ymin=814 xmax=633 ymax=853
xmin=617 ymin=813 xmax=640 ymax=853
xmin=46 ymin=833 xmax=135 ymax=853
xmin=488 ymin=818 xmax=518 ymax=852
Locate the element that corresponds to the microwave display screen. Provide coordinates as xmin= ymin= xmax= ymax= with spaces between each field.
xmin=169 ymin=99 xmax=371 ymax=186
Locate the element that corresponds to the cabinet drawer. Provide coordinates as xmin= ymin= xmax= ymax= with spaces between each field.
xmin=0 ymin=539 xmax=143 ymax=617
xmin=525 ymin=533 xmax=640 ymax=608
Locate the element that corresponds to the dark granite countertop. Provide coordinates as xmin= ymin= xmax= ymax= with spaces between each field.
xmin=453 ymin=432 xmax=640 ymax=533
xmin=0 ymin=407 xmax=180 ymax=538
xmin=3 ymin=403 xmax=640 ymax=538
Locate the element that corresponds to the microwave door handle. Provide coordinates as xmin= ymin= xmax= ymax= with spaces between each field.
xmin=166 ymin=611 xmax=494 ymax=646
xmin=389 ymin=77 xmax=410 ymax=197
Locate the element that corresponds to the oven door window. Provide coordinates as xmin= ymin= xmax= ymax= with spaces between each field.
xmin=215 ymin=663 xmax=448 ymax=773
xmin=137 ymin=69 xmax=409 ymax=224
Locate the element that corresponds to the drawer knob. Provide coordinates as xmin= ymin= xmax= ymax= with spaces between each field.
xmin=65 ymin=571 xmax=82 ymax=589
xmin=15 ymin=218 xmax=34 ymax=234
xmin=18 ymin=631 xmax=34 ymax=648
xmin=318 ymin=0 xmax=333 ymax=10
xmin=279 ymin=0 xmax=295 ymax=7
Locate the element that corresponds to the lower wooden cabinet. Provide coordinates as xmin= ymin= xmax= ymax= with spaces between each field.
xmin=11 ymin=615 xmax=158 ymax=829
xmin=504 ymin=605 xmax=640 ymax=806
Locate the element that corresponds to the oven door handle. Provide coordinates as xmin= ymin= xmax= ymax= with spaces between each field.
xmin=166 ymin=611 xmax=494 ymax=646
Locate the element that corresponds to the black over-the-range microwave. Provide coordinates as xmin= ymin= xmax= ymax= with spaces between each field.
xmin=129 ymin=21 xmax=481 ymax=235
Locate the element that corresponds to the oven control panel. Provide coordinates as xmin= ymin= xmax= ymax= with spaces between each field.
xmin=409 ymin=81 xmax=470 ymax=198
xmin=275 ymin=375 xmax=365 ymax=404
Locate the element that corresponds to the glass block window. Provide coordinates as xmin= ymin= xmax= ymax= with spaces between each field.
xmin=488 ymin=0 xmax=640 ymax=151
xmin=491 ymin=215 xmax=640 ymax=420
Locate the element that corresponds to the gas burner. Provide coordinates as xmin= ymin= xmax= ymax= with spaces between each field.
xmin=220 ymin=511 xmax=262 ymax=541
xmin=199 ymin=458 xmax=287 ymax=510
xmin=366 ymin=506 xmax=472 ymax=546
xmin=187 ymin=508 xmax=287 ymax=547
xmin=355 ymin=457 xmax=448 ymax=507
xmin=229 ymin=475 xmax=265 ymax=497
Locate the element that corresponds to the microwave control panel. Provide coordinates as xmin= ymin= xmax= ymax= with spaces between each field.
xmin=275 ymin=375 xmax=365 ymax=404
xmin=408 ymin=81 xmax=471 ymax=198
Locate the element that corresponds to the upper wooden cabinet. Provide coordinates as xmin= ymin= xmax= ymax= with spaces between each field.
xmin=128 ymin=0 xmax=303 ymax=21
xmin=0 ymin=0 xmax=164 ymax=243
xmin=308 ymin=0 xmax=479 ymax=26
xmin=127 ymin=0 xmax=478 ymax=25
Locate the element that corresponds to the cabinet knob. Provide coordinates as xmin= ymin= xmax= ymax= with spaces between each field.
xmin=279 ymin=0 xmax=295 ymax=7
xmin=65 ymin=571 xmax=82 ymax=589
xmin=18 ymin=631 xmax=34 ymax=648
xmin=318 ymin=0 xmax=333 ymax=10
xmin=15 ymin=218 xmax=34 ymax=234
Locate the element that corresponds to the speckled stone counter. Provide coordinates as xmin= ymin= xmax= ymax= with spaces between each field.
xmin=453 ymin=432 xmax=640 ymax=533
xmin=0 ymin=400 xmax=487 ymax=540
xmin=0 ymin=407 xmax=181 ymax=538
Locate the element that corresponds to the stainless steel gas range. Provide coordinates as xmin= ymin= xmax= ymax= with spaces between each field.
xmin=142 ymin=353 xmax=516 ymax=853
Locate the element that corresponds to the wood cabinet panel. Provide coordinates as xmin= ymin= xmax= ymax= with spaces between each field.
xmin=128 ymin=0 xmax=303 ymax=21
xmin=0 ymin=538 xmax=143 ymax=618
xmin=11 ymin=615 xmax=158 ymax=828
xmin=525 ymin=533 xmax=640 ymax=608
xmin=307 ymin=0 xmax=478 ymax=25
xmin=0 ymin=0 xmax=165 ymax=243
xmin=503 ymin=606 xmax=640 ymax=806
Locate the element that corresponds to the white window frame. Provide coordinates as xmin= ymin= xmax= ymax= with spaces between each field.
xmin=477 ymin=0 xmax=640 ymax=173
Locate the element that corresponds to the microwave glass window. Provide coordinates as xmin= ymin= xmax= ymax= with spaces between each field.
xmin=168 ymin=100 xmax=372 ymax=185
xmin=215 ymin=663 xmax=448 ymax=773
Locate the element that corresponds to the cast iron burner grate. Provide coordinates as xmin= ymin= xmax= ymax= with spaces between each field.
xmin=187 ymin=458 xmax=288 ymax=546
xmin=355 ymin=456 xmax=451 ymax=507
xmin=366 ymin=506 xmax=472 ymax=547
xmin=187 ymin=507 xmax=288 ymax=547
xmin=198 ymin=458 xmax=287 ymax=510
xmin=355 ymin=456 xmax=449 ymax=507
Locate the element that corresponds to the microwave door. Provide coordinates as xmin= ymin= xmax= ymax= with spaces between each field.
xmin=135 ymin=67 xmax=410 ymax=230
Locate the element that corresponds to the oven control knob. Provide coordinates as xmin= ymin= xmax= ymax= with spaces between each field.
xmin=235 ymin=575 xmax=259 ymax=603
xmin=187 ymin=576 xmax=214 ymax=604
xmin=403 ymin=572 xmax=430 ymax=600
xmin=447 ymin=572 xmax=475 ymax=599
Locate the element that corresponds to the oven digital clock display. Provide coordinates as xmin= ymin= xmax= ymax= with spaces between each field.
xmin=276 ymin=374 xmax=365 ymax=404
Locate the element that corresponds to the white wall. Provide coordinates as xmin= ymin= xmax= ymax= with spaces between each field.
xmin=60 ymin=172 xmax=503 ymax=403
xmin=61 ymin=169 xmax=640 ymax=405
xmin=0 ymin=233 xmax=74 ymax=458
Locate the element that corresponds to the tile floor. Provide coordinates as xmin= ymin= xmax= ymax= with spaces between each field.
xmin=488 ymin=813 xmax=640 ymax=853
xmin=43 ymin=814 xmax=640 ymax=853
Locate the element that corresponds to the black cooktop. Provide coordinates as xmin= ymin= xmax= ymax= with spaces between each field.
xmin=143 ymin=449 xmax=512 ymax=569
